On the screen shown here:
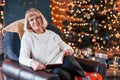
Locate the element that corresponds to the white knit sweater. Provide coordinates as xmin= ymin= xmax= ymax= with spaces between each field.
xmin=19 ymin=30 xmax=74 ymax=67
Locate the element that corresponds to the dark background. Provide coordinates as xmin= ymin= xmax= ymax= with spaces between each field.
xmin=4 ymin=0 xmax=51 ymax=26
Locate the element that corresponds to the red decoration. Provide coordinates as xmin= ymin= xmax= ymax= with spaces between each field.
xmin=75 ymin=72 xmax=102 ymax=80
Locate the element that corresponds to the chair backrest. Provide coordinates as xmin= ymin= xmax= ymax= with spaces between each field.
xmin=4 ymin=0 xmax=51 ymax=26
xmin=3 ymin=23 xmax=63 ymax=61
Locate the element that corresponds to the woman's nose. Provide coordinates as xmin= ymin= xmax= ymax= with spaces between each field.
xmin=33 ymin=18 xmax=37 ymax=23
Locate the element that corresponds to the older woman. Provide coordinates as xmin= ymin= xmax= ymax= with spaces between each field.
xmin=19 ymin=8 xmax=85 ymax=80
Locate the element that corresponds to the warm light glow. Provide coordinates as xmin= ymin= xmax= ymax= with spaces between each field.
xmin=50 ymin=0 xmax=120 ymax=53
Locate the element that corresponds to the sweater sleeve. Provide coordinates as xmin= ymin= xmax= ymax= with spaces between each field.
xmin=19 ymin=33 xmax=32 ymax=67
xmin=55 ymin=34 xmax=74 ymax=54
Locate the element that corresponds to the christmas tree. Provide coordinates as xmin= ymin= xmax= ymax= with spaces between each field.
xmin=0 ymin=0 xmax=4 ymax=55
xmin=62 ymin=0 xmax=120 ymax=52
xmin=0 ymin=0 xmax=4 ymax=24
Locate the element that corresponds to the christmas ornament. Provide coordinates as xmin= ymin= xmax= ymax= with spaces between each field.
xmin=91 ymin=0 xmax=98 ymax=5
xmin=91 ymin=0 xmax=95 ymax=5
xmin=92 ymin=19 xmax=99 ymax=33
xmin=73 ymin=6 xmax=78 ymax=11
xmin=68 ymin=33 xmax=73 ymax=39
xmin=103 ymin=33 xmax=110 ymax=41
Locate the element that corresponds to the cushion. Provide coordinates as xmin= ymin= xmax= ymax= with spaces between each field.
xmin=2 ymin=19 xmax=24 ymax=39
xmin=2 ymin=19 xmax=63 ymax=40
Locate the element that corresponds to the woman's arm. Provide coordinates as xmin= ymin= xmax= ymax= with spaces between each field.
xmin=30 ymin=59 xmax=46 ymax=71
xmin=64 ymin=49 xmax=73 ymax=56
xmin=19 ymin=33 xmax=33 ymax=67
xmin=56 ymin=34 xmax=74 ymax=56
xmin=19 ymin=33 xmax=46 ymax=70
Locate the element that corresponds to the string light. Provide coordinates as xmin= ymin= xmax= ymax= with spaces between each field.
xmin=0 ymin=0 xmax=4 ymax=24
xmin=50 ymin=0 xmax=120 ymax=52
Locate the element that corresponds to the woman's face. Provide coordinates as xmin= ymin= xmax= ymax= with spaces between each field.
xmin=28 ymin=15 xmax=43 ymax=31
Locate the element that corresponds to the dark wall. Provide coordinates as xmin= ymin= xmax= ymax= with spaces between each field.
xmin=4 ymin=0 xmax=51 ymax=26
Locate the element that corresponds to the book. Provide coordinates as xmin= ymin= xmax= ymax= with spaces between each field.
xmin=46 ymin=63 xmax=62 ymax=69
xmin=45 ymin=52 xmax=65 ymax=69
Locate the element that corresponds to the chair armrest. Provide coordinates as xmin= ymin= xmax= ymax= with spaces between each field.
xmin=2 ymin=58 xmax=107 ymax=79
xmin=2 ymin=59 xmax=60 ymax=80
xmin=3 ymin=32 xmax=21 ymax=61
xmin=75 ymin=57 xmax=107 ymax=78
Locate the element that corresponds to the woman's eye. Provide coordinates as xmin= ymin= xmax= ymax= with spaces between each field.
xmin=28 ymin=16 xmax=41 ymax=22
xmin=29 ymin=19 xmax=34 ymax=22
xmin=35 ymin=16 xmax=41 ymax=20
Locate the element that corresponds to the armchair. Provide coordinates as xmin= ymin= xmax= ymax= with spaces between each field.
xmin=2 ymin=20 xmax=107 ymax=80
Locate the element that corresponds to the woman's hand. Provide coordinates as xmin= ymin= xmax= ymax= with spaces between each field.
xmin=64 ymin=49 xmax=73 ymax=56
xmin=30 ymin=59 xmax=46 ymax=71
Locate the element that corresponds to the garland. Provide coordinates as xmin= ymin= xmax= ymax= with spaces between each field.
xmin=18 ymin=0 xmax=38 ymax=7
